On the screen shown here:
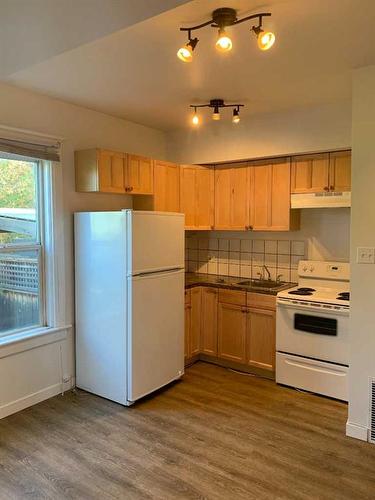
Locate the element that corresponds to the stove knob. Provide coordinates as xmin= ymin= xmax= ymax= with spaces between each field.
xmin=310 ymin=266 xmax=315 ymax=272
xmin=303 ymin=266 xmax=307 ymax=272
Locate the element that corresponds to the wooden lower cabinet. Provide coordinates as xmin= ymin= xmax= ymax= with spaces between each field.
xmin=246 ymin=308 xmax=276 ymax=371
xmin=217 ymin=302 xmax=247 ymax=364
xmin=186 ymin=286 xmax=276 ymax=374
xmin=200 ymin=287 xmax=218 ymax=356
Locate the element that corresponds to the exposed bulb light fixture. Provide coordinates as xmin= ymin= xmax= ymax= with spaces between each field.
xmin=216 ymin=28 xmax=233 ymax=52
xmin=190 ymin=99 xmax=243 ymax=127
xmin=212 ymin=106 xmax=221 ymax=120
xmin=177 ymin=8 xmax=274 ymax=61
xmin=232 ymin=107 xmax=240 ymax=124
xmin=192 ymin=107 xmax=199 ymax=125
xmin=252 ymin=25 xmax=275 ymax=51
xmin=177 ymin=35 xmax=199 ymax=63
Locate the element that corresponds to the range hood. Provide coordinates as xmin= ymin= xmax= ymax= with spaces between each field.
xmin=291 ymin=191 xmax=351 ymax=209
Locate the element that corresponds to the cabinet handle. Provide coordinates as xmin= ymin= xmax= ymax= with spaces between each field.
xmin=330 ymin=185 xmax=334 ymax=191
xmin=249 ymin=225 xmax=253 ymax=231
xmin=211 ymin=225 xmax=214 ymax=230
xmin=129 ymin=186 xmax=133 ymax=192
xmin=324 ymin=186 xmax=329 ymax=191
xmin=241 ymin=308 xmax=248 ymax=313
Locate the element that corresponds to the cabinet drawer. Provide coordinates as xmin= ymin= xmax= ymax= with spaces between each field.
xmin=185 ymin=289 xmax=191 ymax=305
xmin=218 ymin=289 xmax=246 ymax=306
xmin=247 ymin=292 xmax=276 ymax=310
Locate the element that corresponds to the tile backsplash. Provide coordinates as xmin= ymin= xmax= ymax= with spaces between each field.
xmin=185 ymin=235 xmax=307 ymax=283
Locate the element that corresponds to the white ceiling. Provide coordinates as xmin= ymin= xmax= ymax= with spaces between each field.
xmin=3 ymin=0 xmax=375 ymax=131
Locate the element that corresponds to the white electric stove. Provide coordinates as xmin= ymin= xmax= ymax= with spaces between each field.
xmin=276 ymin=260 xmax=350 ymax=401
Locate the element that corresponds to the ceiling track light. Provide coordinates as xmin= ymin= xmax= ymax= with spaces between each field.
xmin=190 ymin=99 xmax=244 ymax=126
xmin=177 ymin=7 xmax=275 ymax=62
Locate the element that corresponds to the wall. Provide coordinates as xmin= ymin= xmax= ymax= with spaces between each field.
xmin=166 ymin=102 xmax=352 ymax=165
xmin=0 ymin=81 xmax=167 ymax=415
xmin=347 ymin=65 xmax=375 ymax=441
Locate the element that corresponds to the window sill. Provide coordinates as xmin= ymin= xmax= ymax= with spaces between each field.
xmin=0 ymin=325 xmax=71 ymax=359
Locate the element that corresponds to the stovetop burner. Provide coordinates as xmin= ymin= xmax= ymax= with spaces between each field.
xmin=288 ymin=287 xmax=316 ymax=296
xmin=337 ymin=292 xmax=350 ymax=301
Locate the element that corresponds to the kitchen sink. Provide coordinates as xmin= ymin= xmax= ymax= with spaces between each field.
xmin=236 ymin=279 xmax=286 ymax=289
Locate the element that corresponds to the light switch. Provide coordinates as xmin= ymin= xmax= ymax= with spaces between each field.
xmin=357 ymin=247 xmax=375 ymax=264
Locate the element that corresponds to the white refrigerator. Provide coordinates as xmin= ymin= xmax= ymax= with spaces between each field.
xmin=74 ymin=210 xmax=185 ymax=405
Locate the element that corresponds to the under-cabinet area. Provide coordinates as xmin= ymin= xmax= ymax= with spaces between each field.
xmin=184 ymin=281 xmax=278 ymax=377
xmin=75 ymin=148 xmax=351 ymax=231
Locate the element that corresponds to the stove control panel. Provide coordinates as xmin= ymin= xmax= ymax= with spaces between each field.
xmin=298 ymin=260 xmax=350 ymax=280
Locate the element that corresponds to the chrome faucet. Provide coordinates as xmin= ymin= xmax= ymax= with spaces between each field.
xmin=263 ymin=265 xmax=271 ymax=280
xmin=257 ymin=265 xmax=272 ymax=281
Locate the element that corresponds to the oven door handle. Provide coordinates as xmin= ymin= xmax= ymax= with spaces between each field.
xmin=276 ymin=299 xmax=349 ymax=316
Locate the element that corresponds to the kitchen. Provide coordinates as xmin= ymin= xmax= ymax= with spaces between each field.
xmin=0 ymin=0 xmax=374 ymax=498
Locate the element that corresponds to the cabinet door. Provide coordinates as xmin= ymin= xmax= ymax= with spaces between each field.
xmin=180 ymin=166 xmax=197 ymax=228
xmin=250 ymin=164 xmax=271 ymax=230
xmin=246 ymin=308 xmax=275 ymax=371
xmin=231 ymin=165 xmax=250 ymax=230
xmin=218 ymin=302 xmax=247 ymax=363
xmin=196 ymin=167 xmax=214 ymax=229
xmin=214 ymin=167 xmax=232 ymax=229
xmin=291 ymin=153 xmax=329 ymax=193
xmin=190 ymin=287 xmax=201 ymax=357
xmin=200 ymin=287 xmax=218 ymax=356
xmin=98 ymin=150 xmax=126 ymax=193
xmin=126 ymin=155 xmax=153 ymax=194
xmin=250 ymin=160 xmax=292 ymax=231
xmin=154 ymin=161 xmax=180 ymax=212
xmin=214 ymin=164 xmax=249 ymax=230
xmin=184 ymin=303 xmax=191 ymax=361
xmin=270 ymin=161 xmax=292 ymax=231
xmin=329 ymin=151 xmax=351 ymax=192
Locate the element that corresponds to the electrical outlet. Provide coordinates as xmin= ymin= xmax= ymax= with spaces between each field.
xmin=357 ymin=247 xmax=375 ymax=264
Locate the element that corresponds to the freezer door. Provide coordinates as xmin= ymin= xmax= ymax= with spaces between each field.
xmin=126 ymin=210 xmax=185 ymax=275
xmin=127 ymin=268 xmax=184 ymax=402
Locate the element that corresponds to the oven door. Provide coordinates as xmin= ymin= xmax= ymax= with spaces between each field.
xmin=276 ymin=301 xmax=349 ymax=365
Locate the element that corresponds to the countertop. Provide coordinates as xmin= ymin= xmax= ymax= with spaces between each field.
xmin=185 ymin=273 xmax=296 ymax=296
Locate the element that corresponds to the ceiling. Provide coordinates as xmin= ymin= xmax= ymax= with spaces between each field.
xmin=3 ymin=0 xmax=375 ymax=131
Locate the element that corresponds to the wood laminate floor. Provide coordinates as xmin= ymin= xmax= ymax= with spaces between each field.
xmin=0 ymin=362 xmax=374 ymax=500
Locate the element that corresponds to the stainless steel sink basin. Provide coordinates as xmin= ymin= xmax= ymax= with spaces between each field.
xmin=236 ymin=279 xmax=285 ymax=289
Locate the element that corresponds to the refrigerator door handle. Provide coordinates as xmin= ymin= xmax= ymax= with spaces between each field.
xmin=131 ymin=267 xmax=184 ymax=278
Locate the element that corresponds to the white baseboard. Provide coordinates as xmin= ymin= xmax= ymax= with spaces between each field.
xmin=0 ymin=379 xmax=73 ymax=420
xmin=346 ymin=420 xmax=368 ymax=441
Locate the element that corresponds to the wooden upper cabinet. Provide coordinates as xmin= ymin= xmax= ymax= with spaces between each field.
xmin=250 ymin=159 xmax=299 ymax=231
xmin=153 ymin=160 xmax=180 ymax=212
xmin=214 ymin=163 xmax=250 ymax=230
xmin=246 ymin=307 xmax=276 ymax=371
xmin=291 ymin=153 xmax=330 ymax=193
xmin=200 ymin=287 xmax=218 ymax=357
xmin=180 ymin=165 xmax=214 ymax=230
xmin=75 ymin=148 xmax=127 ymax=194
xmin=126 ymin=154 xmax=153 ymax=194
xmin=329 ymin=151 xmax=351 ymax=192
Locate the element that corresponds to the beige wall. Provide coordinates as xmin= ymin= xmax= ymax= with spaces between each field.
xmin=166 ymin=101 xmax=352 ymax=165
xmin=347 ymin=65 xmax=375 ymax=439
xmin=0 ymin=82 xmax=167 ymax=327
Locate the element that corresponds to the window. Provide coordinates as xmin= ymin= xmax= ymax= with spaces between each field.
xmin=0 ymin=157 xmax=44 ymax=336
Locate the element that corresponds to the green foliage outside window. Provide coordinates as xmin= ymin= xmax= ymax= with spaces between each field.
xmin=0 ymin=159 xmax=36 ymax=209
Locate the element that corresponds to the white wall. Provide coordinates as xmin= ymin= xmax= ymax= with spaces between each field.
xmin=166 ymin=101 xmax=352 ymax=164
xmin=347 ymin=65 xmax=375 ymax=441
xmin=0 ymin=81 xmax=167 ymax=415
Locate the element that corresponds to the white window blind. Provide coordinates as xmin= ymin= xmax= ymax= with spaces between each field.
xmin=0 ymin=136 xmax=60 ymax=162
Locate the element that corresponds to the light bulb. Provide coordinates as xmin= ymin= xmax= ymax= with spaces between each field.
xmin=232 ymin=109 xmax=240 ymax=124
xmin=257 ymin=31 xmax=275 ymax=51
xmin=216 ymin=29 xmax=232 ymax=53
xmin=177 ymin=37 xmax=198 ymax=62
xmin=212 ymin=107 xmax=221 ymax=121
xmin=192 ymin=113 xmax=199 ymax=125
xmin=177 ymin=44 xmax=193 ymax=63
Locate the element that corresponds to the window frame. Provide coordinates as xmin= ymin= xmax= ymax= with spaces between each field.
xmin=0 ymin=155 xmax=66 ymax=340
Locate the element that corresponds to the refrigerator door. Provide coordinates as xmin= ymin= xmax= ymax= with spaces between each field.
xmin=127 ymin=268 xmax=184 ymax=402
xmin=125 ymin=210 xmax=184 ymax=275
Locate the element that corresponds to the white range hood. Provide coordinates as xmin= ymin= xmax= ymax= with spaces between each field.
xmin=291 ymin=191 xmax=351 ymax=209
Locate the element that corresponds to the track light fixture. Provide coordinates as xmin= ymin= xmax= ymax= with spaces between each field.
xmin=190 ymin=99 xmax=244 ymax=126
xmin=177 ymin=8 xmax=275 ymax=62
